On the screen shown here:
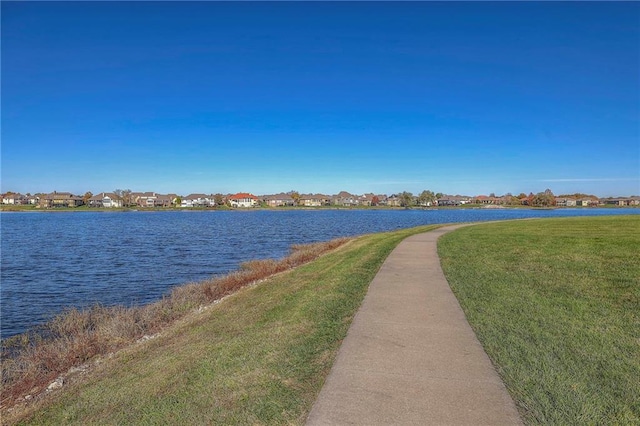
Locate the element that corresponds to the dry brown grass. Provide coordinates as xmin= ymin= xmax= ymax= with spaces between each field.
xmin=0 ymin=237 xmax=350 ymax=408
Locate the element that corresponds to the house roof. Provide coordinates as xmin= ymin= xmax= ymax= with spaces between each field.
xmin=262 ymin=193 xmax=294 ymax=201
xmin=336 ymin=191 xmax=354 ymax=198
xmin=90 ymin=192 xmax=119 ymax=201
xmin=229 ymin=193 xmax=258 ymax=200
xmin=300 ymin=193 xmax=329 ymax=199
xmin=4 ymin=193 xmax=25 ymax=199
xmin=184 ymin=193 xmax=208 ymax=199
xmin=135 ymin=192 xmax=156 ymax=197
xmin=45 ymin=192 xmax=78 ymax=200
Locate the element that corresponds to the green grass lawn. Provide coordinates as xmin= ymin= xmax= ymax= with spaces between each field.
xmin=9 ymin=225 xmax=440 ymax=425
xmin=9 ymin=216 xmax=638 ymax=425
xmin=438 ymin=215 xmax=640 ymax=424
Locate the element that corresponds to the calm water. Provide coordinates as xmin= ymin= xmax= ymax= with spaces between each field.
xmin=1 ymin=208 xmax=636 ymax=338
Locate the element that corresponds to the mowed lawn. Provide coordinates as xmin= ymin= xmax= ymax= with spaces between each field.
xmin=438 ymin=215 xmax=640 ymax=424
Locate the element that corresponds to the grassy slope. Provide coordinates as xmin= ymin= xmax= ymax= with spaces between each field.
xmin=12 ymin=225 xmax=439 ymax=425
xmin=438 ymin=216 xmax=640 ymax=424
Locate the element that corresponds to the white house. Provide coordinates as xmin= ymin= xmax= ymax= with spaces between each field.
xmin=89 ymin=193 xmax=123 ymax=208
xmin=228 ymin=193 xmax=258 ymax=208
xmin=555 ymin=198 xmax=577 ymax=207
xmin=181 ymin=193 xmax=212 ymax=208
xmin=1 ymin=193 xmax=26 ymax=205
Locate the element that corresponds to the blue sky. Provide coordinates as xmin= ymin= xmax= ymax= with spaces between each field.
xmin=2 ymin=2 xmax=639 ymax=197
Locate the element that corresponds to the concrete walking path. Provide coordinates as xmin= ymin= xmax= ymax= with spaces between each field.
xmin=306 ymin=225 xmax=522 ymax=425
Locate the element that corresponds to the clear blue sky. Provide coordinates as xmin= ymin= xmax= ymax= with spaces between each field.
xmin=2 ymin=2 xmax=639 ymax=197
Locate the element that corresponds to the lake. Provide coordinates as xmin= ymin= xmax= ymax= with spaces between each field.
xmin=1 ymin=208 xmax=636 ymax=338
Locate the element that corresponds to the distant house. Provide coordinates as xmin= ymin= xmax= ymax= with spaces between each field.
xmin=555 ymin=198 xmax=577 ymax=207
xmin=262 ymin=193 xmax=295 ymax=207
xmin=1 ymin=193 xmax=27 ymax=205
xmin=228 ymin=193 xmax=258 ymax=208
xmin=166 ymin=194 xmax=180 ymax=207
xmin=132 ymin=192 xmax=158 ymax=208
xmin=130 ymin=192 xmax=144 ymax=205
xmin=359 ymin=193 xmax=378 ymax=206
xmin=40 ymin=192 xmax=84 ymax=208
xmin=88 ymin=194 xmax=103 ymax=207
xmin=604 ymin=198 xmax=623 ymax=206
xmin=89 ymin=192 xmax=123 ymax=208
xmin=154 ymin=194 xmax=175 ymax=208
xmin=300 ymin=194 xmax=329 ymax=207
xmin=604 ymin=198 xmax=638 ymax=206
xmin=386 ymin=195 xmax=402 ymax=207
xmin=332 ymin=191 xmax=359 ymax=207
xmin=373 ymin=194 xmax=387 ymax=206
xmin=577 ymin=198 xmax=596 ymax=207
xmin=437 ymin=195 xmax=471 ymax=207
xmin=473 ymin=195 xmax=504 ymax=205
xmin=181 ymin=193 xmax=212 ymax=208
xmin=437 ymin=197 xmax=458 ymax=207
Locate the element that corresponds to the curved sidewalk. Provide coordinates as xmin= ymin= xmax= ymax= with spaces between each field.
xmin=306 ymin=225 xmax=522 ymax=425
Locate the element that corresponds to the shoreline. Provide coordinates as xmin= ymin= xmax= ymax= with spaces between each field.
xmin=1 ymin=236 xmax=353 ymax=410
xmin=2 ymin=205 xmax=636 ymax=213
